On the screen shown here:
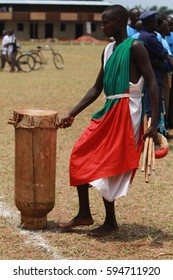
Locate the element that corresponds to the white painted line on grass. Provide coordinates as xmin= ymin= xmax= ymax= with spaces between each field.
xmin=0 ymin=200 xmax=64 ymax=260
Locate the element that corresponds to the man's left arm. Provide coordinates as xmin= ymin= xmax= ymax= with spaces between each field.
xmin=132 ymin=41 xmax=159 ymax=142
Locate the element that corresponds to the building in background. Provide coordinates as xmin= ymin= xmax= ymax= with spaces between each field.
xmin=0 ymin=0 xmax=111 ymax=40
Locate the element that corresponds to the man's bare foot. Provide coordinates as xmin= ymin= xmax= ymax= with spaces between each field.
xmin=89 ymin=223 xmax=118 ymax=236
xmin=59 ymin=216 xmax=94 ymax=230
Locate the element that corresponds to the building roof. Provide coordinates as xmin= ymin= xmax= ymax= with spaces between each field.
xmin=0 ymin=0 xmax=111 ymax=6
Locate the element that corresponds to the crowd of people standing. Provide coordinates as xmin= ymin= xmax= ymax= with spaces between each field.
xmin=0 ymin=28 xmax=19 ymax=72
xmin=127 ymin=7 xmax=173 ymax=136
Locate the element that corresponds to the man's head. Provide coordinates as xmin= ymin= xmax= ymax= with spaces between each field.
xmin=135 ymin=20 xmax=143 ymax=32
xmin=167 ymin=16 xmax=173 ymax=33
xmin=128 ymin=8 xmax=141 ymax=26
xmin=157 ymin=16 xmax=170 ymax=38
xmin=139 ymin=11 xmax=158 ymax=32
xmin=8 ymin=29 xmax=14 ymax=36
xmin=2 ymin=30 xmax=7 ymax=36
xmin=102 ymin=5 xmax=128 ymax=38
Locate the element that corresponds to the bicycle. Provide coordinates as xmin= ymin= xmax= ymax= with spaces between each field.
xmin=17 ymin=50 xmax=35 ymax=72
xmin=30 ymin=44 xmax=64 ymax=71
xmin=0 ymin=50 xmax=35 ymax=73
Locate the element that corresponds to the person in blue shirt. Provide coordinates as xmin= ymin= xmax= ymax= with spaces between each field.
xmin=127 ymin=7 xmax=141 ymax=37
xmin=157 ymin=15 xmax=173 ymax=135
xmin=138 ymin=11 xmax=173 ymax=136
xmin=131 ymin=20 xmax=143 ymax=39
xmin=166 ymin=16 xmax=173 ymax=128
xmin=157 ymin=14 xmax=173 ymax=56
xmin=166 ymin=16 xmax=173 ymax=55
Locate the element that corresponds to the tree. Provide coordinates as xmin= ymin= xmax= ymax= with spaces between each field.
xmin=126 ymin=5 xmax=173 ymax=15
xmin=149 ymin=6 xmax=173 ymax=15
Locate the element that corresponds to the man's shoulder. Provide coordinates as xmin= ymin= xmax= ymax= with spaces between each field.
xmin=132 ymin=39 xmax=144 ymax=48
xmin=127 ymin=24 xmax=133 ymax=30
xmin=127 ymin=25 xmax=136 ymax=37
xmin=2 ymin=35 xmax=9 ymax=44
xmin=166 ymin=32 xmax=173 ymax=41
xmin=3 ymin=35 xmax=9 ymax=40
xmin=139 ymin=30 xmax=150 ymax=38
xmin=131 ymin=39 xmax=146 ymax=57
xmin=139 ymin=31 xmax=160 ymax=45
xmin=168 ymin=32 xmax=173 ymax=38
xmin=132 ymin=39 xmax=144 ymax=51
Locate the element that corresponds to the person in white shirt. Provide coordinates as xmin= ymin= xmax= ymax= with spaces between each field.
xmin=1 ymin=30 xmax=9 ymax=70
xmin=8 ymin=29 xmax=20 ymax=72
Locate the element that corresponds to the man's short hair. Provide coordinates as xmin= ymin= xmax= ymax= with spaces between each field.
xmin=104 ymin=5 xmax=128 ymax=25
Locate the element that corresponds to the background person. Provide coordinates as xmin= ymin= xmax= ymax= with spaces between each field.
xmin=157 ymin=14 xmax=173 ymax=135
xmin=166 ymin=16 xmax=173 ymax=129
xmin=139 ymin=11 xmax=173 ymax=136
xmin=8 ymin=29 xmax=20 ymax=72
xmin=127 ymin=7 xmax=141 ymax=37
xmin=131 ymin=20 xmax=143 ymax=39
xmin=1 ymin=30 xmax=8 ymax=70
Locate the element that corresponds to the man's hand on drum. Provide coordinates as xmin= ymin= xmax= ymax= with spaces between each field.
xmin=59 ymin=115 xmax=74 ymax=128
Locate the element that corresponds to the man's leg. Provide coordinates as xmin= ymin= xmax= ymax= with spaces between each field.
xmin=14 ymin=52 xmax=20 ymax=71
xmin=90 ymin=197 xmax=118 ymax=236
xmin=59 ymin=184 xmax=94 ymax=229
xmin=10 ymin=53 xmax=16 ymax=72
xmin=1 ymin=54 xmax=6 ymax=70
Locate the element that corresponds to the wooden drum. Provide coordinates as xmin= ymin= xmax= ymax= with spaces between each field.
xmin=9 ymin=109 xmax=59 ymax=229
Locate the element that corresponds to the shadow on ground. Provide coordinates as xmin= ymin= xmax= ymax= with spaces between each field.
xmin=41 ymin=220 xmax=173 ymax=245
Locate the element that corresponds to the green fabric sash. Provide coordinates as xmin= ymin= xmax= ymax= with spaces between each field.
xmin=92 ymin=37 xmax=135 ymax=119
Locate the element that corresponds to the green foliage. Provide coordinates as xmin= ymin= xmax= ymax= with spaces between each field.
xmin=128 ymin=5 xmax=173 ymax=15
xmin=149 ymin=6 xmax=173 ymax=15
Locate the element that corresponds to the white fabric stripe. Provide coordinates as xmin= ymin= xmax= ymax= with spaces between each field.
xmin=105 ymin=92 xmax=144 ymax=99
xmin=103 ymin=42 xmax=115 ymax=68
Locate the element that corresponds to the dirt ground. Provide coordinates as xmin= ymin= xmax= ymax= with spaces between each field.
xmin=0 ymin=42 xmax=173 ymax=260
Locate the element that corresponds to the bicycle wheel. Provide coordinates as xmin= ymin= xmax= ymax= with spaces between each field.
xmin=32 ymin=52 xmax=42 ymax=70
xmin=53 ymin=53 xmax=64 ymax=70
xmin=17 ymin=54 xmax=35 ymax=72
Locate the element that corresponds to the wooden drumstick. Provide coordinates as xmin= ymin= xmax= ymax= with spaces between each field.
xmin=148 ymin=137 xmax=153 ymax=167
xmin=152 ymin=141 xmax=155 ymax=171
xmin=145 ymin=164 xmax=149 ymax=182
xmin=141 ymin=117 xmax=151 ymax=172
xmin=141 ymin=136 xmax=149 ymax=172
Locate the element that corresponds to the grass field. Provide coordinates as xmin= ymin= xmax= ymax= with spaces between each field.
xmin=0 ymin=41 xmax=173 ymax=260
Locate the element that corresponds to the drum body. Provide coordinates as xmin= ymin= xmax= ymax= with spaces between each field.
xmin=10 ymin=109 xmax=58 ymax=229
